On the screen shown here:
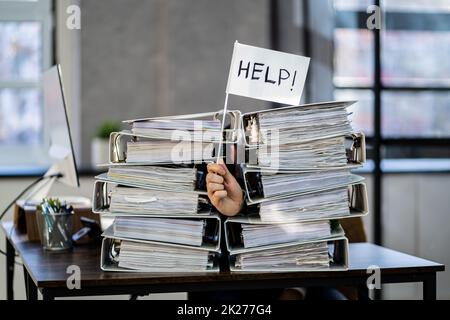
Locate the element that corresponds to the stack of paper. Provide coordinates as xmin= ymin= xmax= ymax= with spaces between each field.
xmin=243 ymin=101 xmax=363 ymax=171
xmin=241 ymin=220 xmax=331 ymax=248
xmin=256 ymin=137 xmax=347 ymax=169
xmin=95 ymin=182 xmax=217 ymax=273
xmin=235 ymin=241 xmax=331 ymax=271
xmin=99 ymin=212 xmax=221 ymax=272
xmin=93 ymin=111 xmax=231 ymax=273
xmin=260 ymin=169 xmax=355 ymax=198
xmin=126 ymin=140 xmax=214 ymax=164
xmin=123 ymin=118 xmax=221 ymax=164
xmin=258 ymin=188 xmax=350 ymax=222
xmin=244 ymin=102 xmax=352 ymax=146
xmin=113 ymin=217 xmax=205 ymax=246
xmin=106 ymin=166 xmax=197 ymax=191
xmin=117 ymin=240 xmax=215 ymax=272
xmin=226 ymin=101 xmax=367 ymax=272
xmin=97 ymin=183 xmax=220 ymax=272
xmin=130 ymin=119 xmax=222 ymax=142
xmin=91 ymin=103 xmax=367 ymax=273
xmin=109 ymin=187 xmax=201 ymax=215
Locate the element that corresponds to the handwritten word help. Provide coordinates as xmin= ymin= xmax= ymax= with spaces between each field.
xmin=237 ymin=61 xmax=298 ymax=91
xmin=226 ymin=42 xmax=310 ymax=105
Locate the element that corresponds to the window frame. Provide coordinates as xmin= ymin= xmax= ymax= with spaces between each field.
xmin=333 ymin=0 xmax=450 ymax=248
xmin=0 ymin=0 xmax=53 ymax=173
xmin=334 ymin=2 xmax=450 ymax=146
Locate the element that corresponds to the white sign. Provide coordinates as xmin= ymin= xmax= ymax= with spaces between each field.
xmin=226 ymin=41 xmax=310 ymax=105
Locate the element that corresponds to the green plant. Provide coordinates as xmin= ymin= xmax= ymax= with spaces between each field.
xmin=95 ymin=121 xmax=121 ymax=139
xmin=37 ymin=197 xmax=62 ymax=212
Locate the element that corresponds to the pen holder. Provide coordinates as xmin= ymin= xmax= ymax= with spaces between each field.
xmin=36 ymin=207 xmax=74 ymax=251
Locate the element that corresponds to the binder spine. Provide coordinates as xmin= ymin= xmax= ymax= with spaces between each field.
xmin=213 ymin=110 xmax=242 ymax=143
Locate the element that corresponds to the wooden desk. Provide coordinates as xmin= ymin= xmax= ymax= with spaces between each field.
xmin=2 ymin=221 xmax=444 ymax=300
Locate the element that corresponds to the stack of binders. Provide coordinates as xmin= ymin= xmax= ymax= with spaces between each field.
xmin=226 ymin=100 xmax=368 ymax=272
xmin=91 ymin=101 xmax=368 ymax=273
xmin=93 ymin=111 xmax=241 ymax=272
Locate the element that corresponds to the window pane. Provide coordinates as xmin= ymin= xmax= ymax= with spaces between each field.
xmin=334 ymin=89 xmax=374 ymax=136
xmin=382 ymin=31 xmax=450 ymax=86
xmin=383 ymin=0 xmax=450 ymax=13
xmin=334 ymin=0 xmax=373 ymax=11
xmin=0 ymin=22 xmax=42 ymax=82
xmin=334 ymin=29 xmax=374 ymax=87
xmin=0 ymin=88 xmax=42 ymax=145
xmin=382 ymin=1 xmax=450 ymax=87
xmin=382 ymin=91 xmax=450 ymax=138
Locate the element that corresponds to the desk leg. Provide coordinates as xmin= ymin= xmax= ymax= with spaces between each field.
xmin=423 ymin=273 xmax=437 ymax=300
xmin=357 ymin=285 xmax=370 ymax=300
xmin=6 ymin=237 xmax=15 ymax=300
xmin=23 ymin=266 xmax=28 ymax=299
xmin=23 ymin=267 xmax=37 ymax=300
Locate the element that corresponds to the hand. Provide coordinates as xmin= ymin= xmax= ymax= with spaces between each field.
xmin=206 ymin=160 xmax=244 ymax=217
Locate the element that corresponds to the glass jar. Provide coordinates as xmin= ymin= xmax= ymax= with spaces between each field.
xmin=36 ymin=207 xmax=74 ymax=251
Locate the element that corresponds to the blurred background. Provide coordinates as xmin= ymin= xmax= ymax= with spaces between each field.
xmin=0 ymin=0 xmax=449 ymax=299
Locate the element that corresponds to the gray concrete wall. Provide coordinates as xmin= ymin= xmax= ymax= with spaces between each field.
xmin=80 ymin=0 xmax=270 ymax=167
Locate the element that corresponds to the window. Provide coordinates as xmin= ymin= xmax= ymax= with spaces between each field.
xmin=333 ymin=0 xmax=450 ymax=245
xmin=0 ymin=0 xmax=53 ymax=174
xmin=333 ymin=0 xmax=450 ymax=164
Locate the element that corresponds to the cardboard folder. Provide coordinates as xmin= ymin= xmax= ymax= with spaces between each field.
xmin=107 ymin=131 xmax=217 ymax=165
xmin=224 ymin=218 xmax=346 ymax=254
xmin=102 ymin=213 xmax=222 ymax=252
xmin=100 ymin=237 xmax=220 ymax=272
xmin=244 ymin=132 xmax=366 ymax=171
xmin=229 ymin=236 xmax=349 ymax=272
xmin=92 ymin=180 xmax=212 ymax=216
xmin=242 ymin=182 xmax=369 ymax=221
xmin=94 ymin=167 xmax=208 ymax=195
xmin=241 ymin=165 xmax=365 ymax=204
xmin=240 ymin=100 xmax=356 ymax=148
xmin=123 ymin=109 xmax=242 ymax=144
